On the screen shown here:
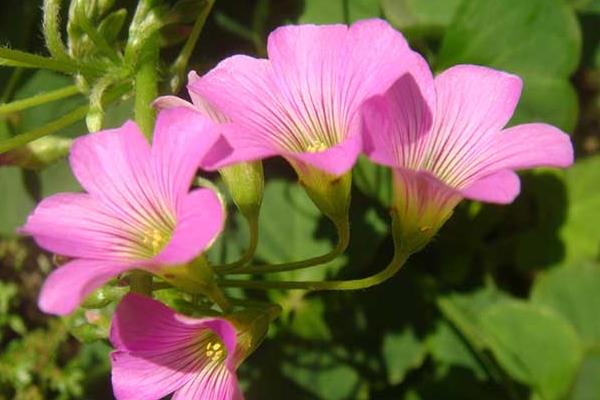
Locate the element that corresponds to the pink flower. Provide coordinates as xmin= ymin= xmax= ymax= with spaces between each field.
xmin=110 ymin=294 xmax=242 ymax=400
xmin=188 ymin=19 xmax=431 ymax=175
xmin=362 ymin=65 xmax=573 ymax=250
xmin=20 ymin=107 xmax=225 ymax=315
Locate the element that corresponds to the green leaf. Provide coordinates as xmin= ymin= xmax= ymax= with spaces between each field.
xmin=479 ymin=301 xmax=584 ymax=400
xmin=0 ymin=167 xmax=36 ymax=236
xmin=281 ymin=347 xmax=364 ymax=400
xmin=426 ymin=321 xmax=486 ymax=379
xmin=531 ymin=262 xmax=600 ymax=348
xmin=569 ymin=0 xmax=600 ymax=13
xmin=560 ymin=155 xmax=600 ymax=263
xmin=381 ymin=0 xmax=462 ymax=37
xmin=255 ymin=179 xmax=344 ymax=281
xmin=438 ymin=0 xmax=581 ymax=131
xmin=382 ymin=328 xmax=426 ymax=385
xmin=299 ymin=0 xmax=380 ymax=24
xmin=353 ymin=156 xmax=392 ymax=206
xmin=570 ymin=349 xmax=600 ymax=400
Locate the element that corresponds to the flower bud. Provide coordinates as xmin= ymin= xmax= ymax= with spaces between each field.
xmin=219 ymin=161 xmax=264 ymax=220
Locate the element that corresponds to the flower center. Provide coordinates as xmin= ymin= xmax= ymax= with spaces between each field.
xmin=141 ymin=228 xmax=169 ymax=256
xmin=305 ymin=139 xmax=328 ymax=153
xmin=205 ymin=339 xmax=226 ymax=363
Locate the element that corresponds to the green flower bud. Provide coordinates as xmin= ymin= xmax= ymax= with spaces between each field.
xmin=220 ymin=161 xmax=264 ymax=220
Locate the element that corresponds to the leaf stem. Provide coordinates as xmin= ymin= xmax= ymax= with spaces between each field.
xmin=0 ymin=47 xmax=101 ymax=76
xmin=169 ymin=0 xmax=215 ymax=92
xmin=0 ymin=105 xmax=88 ymax=153
xmin=0 ymin=85 xmax=80 ymax=115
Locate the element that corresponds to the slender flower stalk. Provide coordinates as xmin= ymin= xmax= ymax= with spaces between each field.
xmin=361 ymin=65 xmax=574 ymax=252
xmin=110 ymin=294 xmax=243 ymax=400
xmin=20 ymin=107 xmax=225 ymax=315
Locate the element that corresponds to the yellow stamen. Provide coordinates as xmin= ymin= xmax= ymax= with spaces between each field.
xmin=205 ymin=340 xmax=226 ymax=363
xmin=305 ymin=140 xmax=328 ymax=153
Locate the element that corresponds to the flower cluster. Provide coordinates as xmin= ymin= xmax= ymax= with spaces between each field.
xmin=20 ymin=18 xmax=572 ymax=399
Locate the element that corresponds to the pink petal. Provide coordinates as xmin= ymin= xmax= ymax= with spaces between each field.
xmin=154 ymin=72 xmax=229 ymax=124
xmin=172 ymin=368 xmax=243 ymax=400
xmin=110 ymin=295 xmax=238 ymax=400
xmin=153 ymin=188 xmax=225 ymax=266
xmin=202 ymin=122 xmax=279 ymax=170
xmin=151 ymin=107 xmax=221 ymax=204
xmin=186 ymin=71 xmax=230 ymax=123
xmin=152 ymin=95 xmax=198 ymax=112
xmin=286 ymin=126 xmax=362 ymax=176
xmin=191 ymin=19 xmax=429 ymax=175
xmin=486 ymin=123 xmax=573 ymax=171
xmin=38 ymin=259 xmax=131 ymax=315
xmin=361 ymin=72 xmax=435 ymax=169
xmin=424 ymin=65 xmax=523 ymax=188
xmin=461 ymin=169 xmax=521 ymax=204
xmin=189 ymin=55 xmax=282 ymax=150
xmin=110 ymin=294 xmax=237 ymax=357
xmin=69 ymin=122 xmax=167 ymax=229
xmin=454 ymin=124 xmax=572 ymax=200
xmin=111 ymin=351 xmax=191 ymax=400
xmin=20 ymin=193 xmax=143 ymax=261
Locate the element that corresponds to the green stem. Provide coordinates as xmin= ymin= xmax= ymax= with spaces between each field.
xmin=0 ymin=83 xmax=128 ymax=153
xmin=0 ymin=105 xmax=88 ymax=153
xmin=216 ymin=213 xmax=260 ymax=271
xmin=134 ymin=35 xmax=159 ymax=139
xmin=0 ymin=47 xmax=101 ymax=76
xmin=42 ymin=0 xmax=69 ymax=61
xmin=128 ymin=270 xmax=153 ymax=294
xmin=169 ymin=0 xmax=215 ymax=92
xmin=1 ymin=68 xmax=24 ymax=103
xmin=219 ymin=216 xmax=350 ymax=275
xmin=0 ymin=85 xmax=79 ymax=115
xmin=219 ymin=249 xmax=408 ymax=291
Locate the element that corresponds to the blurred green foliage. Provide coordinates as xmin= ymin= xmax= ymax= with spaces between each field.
xmin=0 ymin=0 xmax=599 ymax=399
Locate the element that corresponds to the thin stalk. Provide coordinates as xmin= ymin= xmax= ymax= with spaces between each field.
xmin=216 ymin=214 xmax=260 ymax=271
xmin=0 ymin=47 xmax=101 ymax=76
xmin=0 ymin=83 xmax=129 ymax=153
xmin=218 ymin=217 xmax=350 ymax=275
xmin=169 ymin=0 xmax=215 ymax=92
xmin=219 ymin=249 xmax=409 ymax=291
xmin=1 ymin=68 xmax=24 ymax=103
xmin=129 ymin=270 xmax=153 ymax=294
xmin=0 ymin=104 xmax=88 ymax=153
xmin=0 ymin=85 xmax=79 ymax=115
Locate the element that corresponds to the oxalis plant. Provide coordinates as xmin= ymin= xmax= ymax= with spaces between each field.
xmin=0 ymin=1 xmax=575 ymax=399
